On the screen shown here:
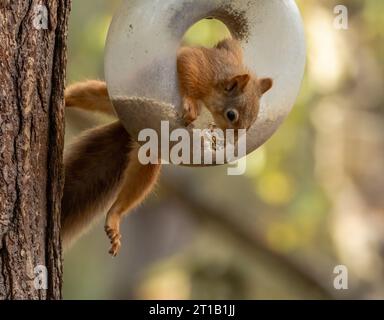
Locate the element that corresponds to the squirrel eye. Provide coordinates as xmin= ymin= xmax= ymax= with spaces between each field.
xmin=225 ymin=109 xmax=239 ymax=123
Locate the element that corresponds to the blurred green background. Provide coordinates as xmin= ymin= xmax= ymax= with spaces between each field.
xmin=64 ymin=0 xmax=384 ymax=299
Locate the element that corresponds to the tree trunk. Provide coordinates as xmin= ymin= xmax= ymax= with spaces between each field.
xmin=0 ymin=0 xmax=70 ymax=299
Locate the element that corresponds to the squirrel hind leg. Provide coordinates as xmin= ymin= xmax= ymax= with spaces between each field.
xmin=65 ymin=80 xmax=116 ymax=116
xmin=105 ymin=146 xmax=161 ymax=257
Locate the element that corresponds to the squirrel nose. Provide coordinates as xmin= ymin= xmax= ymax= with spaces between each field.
xmin=225 ymin=109 xmax=239 ymax=123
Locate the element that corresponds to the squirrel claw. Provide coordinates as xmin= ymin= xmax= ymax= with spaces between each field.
xmin=105 ymin=225 xmax=122 ymax=257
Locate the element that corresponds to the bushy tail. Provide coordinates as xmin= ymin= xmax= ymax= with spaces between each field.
xmin=62 ymin=80 xmax=128 ymax=249
xmin=61 ymin=121 xmax=132 ymax=250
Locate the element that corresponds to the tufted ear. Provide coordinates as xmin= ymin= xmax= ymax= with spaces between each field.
xmin=223 ymin=74 xmax=251 ymax=95
xmin=259 ymin=78 xmax=273 ymax=95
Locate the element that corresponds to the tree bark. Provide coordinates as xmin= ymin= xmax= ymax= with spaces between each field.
xmin=0 ymin=0 xmax=70 ymax=299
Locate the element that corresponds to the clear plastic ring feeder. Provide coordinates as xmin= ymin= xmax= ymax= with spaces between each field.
xmin=105 ymin=0 xmax=306 ymax=165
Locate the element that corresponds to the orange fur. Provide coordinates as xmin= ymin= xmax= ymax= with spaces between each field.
xmin=63 ymin=82 xmax=160 ymax=255
xmin=177 ymin=38 xmax=273 ymax=130
xmin=62 ymin=41 xmax=272 ymax=256
xmin=105 ymin=147 xmax=161 ymax=256
xmin=65 ymin=80 xmax=116 ymax=116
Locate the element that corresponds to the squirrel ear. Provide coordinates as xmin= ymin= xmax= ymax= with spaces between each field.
xmin=259 ymin=78 xmax=273 ymax=95
xmin=224 ymin=74 xmax=250 ymax=94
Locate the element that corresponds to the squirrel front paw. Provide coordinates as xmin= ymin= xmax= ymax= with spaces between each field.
xmin=182 ymin=97 xmax=200 ymax=126
xmin=104 ymin=225 xmax=122 ymax=257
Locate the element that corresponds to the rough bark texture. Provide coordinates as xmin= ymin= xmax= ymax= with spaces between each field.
xmin=0 ymin=0 xmax=70 ymax=299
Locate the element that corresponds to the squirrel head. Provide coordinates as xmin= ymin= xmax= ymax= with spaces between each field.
xmin=205 ymin=74 xmax=273 ymax=131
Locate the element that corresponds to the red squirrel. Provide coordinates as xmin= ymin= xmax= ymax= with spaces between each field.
xmin=178 ymin=38 xmax=273 ymax=129
xmin=63 ymin=38 xmax=273 ymax=256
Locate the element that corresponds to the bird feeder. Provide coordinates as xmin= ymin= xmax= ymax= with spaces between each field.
xmin=105 ymin=0 xmax=306 ymax=165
